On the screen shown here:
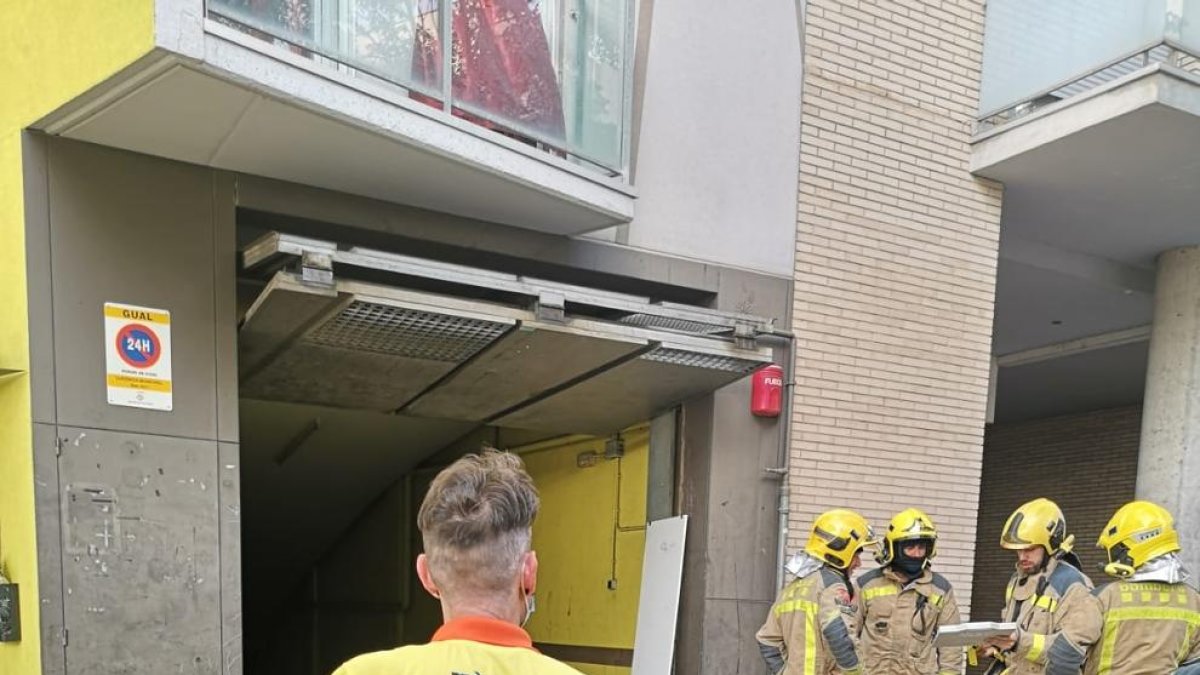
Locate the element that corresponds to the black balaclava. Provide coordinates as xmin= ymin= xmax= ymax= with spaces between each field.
xmin=892 ymin=537 xmax=934 ymax=577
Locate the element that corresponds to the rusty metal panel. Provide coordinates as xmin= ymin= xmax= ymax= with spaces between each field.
xmin=58 ymin=427 xmax=220 ymax=674
xmin=404 ymin=323 xmax=647 ymax=420
xmin=494 ymin=346 xmax=765 ymax=436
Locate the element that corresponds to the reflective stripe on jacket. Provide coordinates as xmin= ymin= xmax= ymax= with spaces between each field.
xmin=1082 ymin=580 xmax=1200 ymax=675
xmin=855 ymin=566 xmax=963 ymax=674
xmin=758 ymin=566 xmax=863 ymax=675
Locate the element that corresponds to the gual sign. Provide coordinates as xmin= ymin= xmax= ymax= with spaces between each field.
xmin=104 ymin=302 xmax=173 ymax=411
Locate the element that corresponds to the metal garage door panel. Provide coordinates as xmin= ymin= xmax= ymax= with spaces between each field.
xmin=58 ymin=427 xmax=220 ymax=675
xmin=241 ymin=341 xmax=463 ymax=410
xmin=239 ymin=276 xmax=346 ymax=377
xmin=240 ymin=274 xmax=517 ymax=410
xmin=404 ymin=322 xmax=649 ymax=420
xmin=495 ymin=346 xmax=767 ymax=436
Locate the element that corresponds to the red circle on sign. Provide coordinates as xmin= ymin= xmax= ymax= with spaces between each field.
xmin=116 ymin=323 xmax=162 ymax=369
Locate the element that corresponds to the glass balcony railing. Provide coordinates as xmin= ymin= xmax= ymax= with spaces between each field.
xmin=979 ymin=0 xmax=1200 ymax=127
xmin=207 ymin=0 xmax=632 ymax=175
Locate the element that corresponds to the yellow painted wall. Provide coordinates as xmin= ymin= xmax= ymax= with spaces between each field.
xmin=520 ymin=426 xmax=649 ymax=675
xmin=0 ymin=3 xmax=154 ymax=671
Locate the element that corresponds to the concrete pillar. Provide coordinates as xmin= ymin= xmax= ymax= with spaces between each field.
xmin=1138 ymin=246 xmax=1200 ymax=574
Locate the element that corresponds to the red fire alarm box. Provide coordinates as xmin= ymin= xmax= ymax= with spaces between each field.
xmin=751 ymin=364 xmax=784 ymax=417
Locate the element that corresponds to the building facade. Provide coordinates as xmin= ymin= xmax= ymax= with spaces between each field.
xmin=1 ymin=1 xmax=802 ymax=673
xmin=788 ymin=0 xmax=1200 ymax=648
xmin=5 ymin=1 xmax=1200 ymax=674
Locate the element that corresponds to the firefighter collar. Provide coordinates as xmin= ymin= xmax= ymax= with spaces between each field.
xmin=432 ymin=616 xmax=536 ymax=650
xmin=1129 ymin=553 xmax=1192 ymax=585
xmin=883 ymin=567 xmax=935 ymax=594
xmin=784 ymin=552 xmax=825 ymax=580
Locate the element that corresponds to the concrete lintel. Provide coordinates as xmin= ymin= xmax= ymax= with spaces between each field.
xmin=234 ymin=175 xmax=728 ymax=302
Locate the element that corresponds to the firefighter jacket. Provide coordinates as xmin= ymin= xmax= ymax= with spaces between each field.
xmin=758 ymin=563 xmax=863 ymax=675
xmin=855 ymin=566 xmax=963 ymax=674
xmin=332 ymin=615 xmax=583 ymax=675
xmin=993 ymin=557 xmax=1102 ymax=675
xmin=1082 ymin=579 xmax=1200 ymax=675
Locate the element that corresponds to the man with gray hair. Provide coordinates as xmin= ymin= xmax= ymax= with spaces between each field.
xmin=333 ymin=450 xmax=583 ymax=674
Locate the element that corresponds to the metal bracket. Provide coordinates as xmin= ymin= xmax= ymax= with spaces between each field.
xmin=300 ymin=251 xmax=334 ymax=288
xmin=605 ymin=434 xmax=625 ymax=459
xmin=734 ymin=321 xmax=759 ymax=350
xmin=534 ymin=291 xmax=566 ymax=323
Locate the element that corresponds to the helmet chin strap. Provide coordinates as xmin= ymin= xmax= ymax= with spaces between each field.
xmin=1104 ymin=561 xmax=1136 ymax=578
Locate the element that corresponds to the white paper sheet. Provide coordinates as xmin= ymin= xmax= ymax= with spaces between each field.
xmin=932 ymin=621 xmax=1017 ymax=648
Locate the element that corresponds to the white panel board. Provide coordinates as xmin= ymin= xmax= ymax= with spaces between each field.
xmin=631 ymin=515 xmax=688 ymax=675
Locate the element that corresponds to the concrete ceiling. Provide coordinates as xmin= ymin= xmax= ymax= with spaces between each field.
xmin=979 ymin=72 xmax=1200 ymax=423
xmin=992 ymin=257 xmax=1153 ymax=356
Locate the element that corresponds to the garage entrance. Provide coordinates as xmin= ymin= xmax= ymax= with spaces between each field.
xmin=232 ymin=232 xmax=774 ymax=674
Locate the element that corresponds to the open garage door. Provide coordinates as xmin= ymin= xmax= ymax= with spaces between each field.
xmin=239 ymin=232 xmax=775 ymax=436
xmin=235 ymin=232 xmax=776 ymax=674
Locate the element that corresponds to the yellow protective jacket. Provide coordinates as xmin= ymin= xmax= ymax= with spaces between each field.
xmin=332 ymin=615 xmax=583 ymax=675
xmin=993 ymin=557 xmax=1102 ymax=675
xmin=758 ymin=565 xmax=863 ymax=675
xmin=855 ymin=566 xmax=963 ymax=674
xmin=1082 ymin=580 xmax=1200 ymax=675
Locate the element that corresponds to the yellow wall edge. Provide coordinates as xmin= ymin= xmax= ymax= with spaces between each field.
xmin=1 ymin=2 xmax=155 ymax=671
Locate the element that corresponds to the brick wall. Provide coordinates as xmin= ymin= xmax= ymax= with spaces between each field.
xmin=969 ymin=406 xmax=1141 ymax=624
xmin=790 ymin=0 xmax=1003 ymax=617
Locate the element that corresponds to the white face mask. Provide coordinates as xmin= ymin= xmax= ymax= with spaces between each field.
xmin=521 ymin=590 xmax=537 ymax=627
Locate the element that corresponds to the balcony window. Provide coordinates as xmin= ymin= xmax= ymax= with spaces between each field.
xmin=978 ymin=0 xmax=1200 ymax=128
xmin=207 ymin=0 xmax=632 ymax=175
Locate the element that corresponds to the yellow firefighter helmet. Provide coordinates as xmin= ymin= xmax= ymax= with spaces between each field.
xmin=806 ymin=508 xmax=877 ymax=570
xmin=1001 ymin=498 xmax=1074 ymax=555
xmin=1097 ymin=500 xmax=1180 ymax=578
xmin=877 ymin=507 xmax=938 ymax=568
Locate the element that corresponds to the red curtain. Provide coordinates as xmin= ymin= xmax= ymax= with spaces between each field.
xmin=413 ymin=0 xmax=566 ymax=141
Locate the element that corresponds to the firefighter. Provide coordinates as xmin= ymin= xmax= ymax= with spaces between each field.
xmin=1083 ymin=500 xmax=1200 ymax=675
xmin=757 ymin=508 xmax=878 ymax=675
xmin=856 ymin=508 xmax=962 ymax=674
xmin=980 ymin=498 xmax=1102 ymax=675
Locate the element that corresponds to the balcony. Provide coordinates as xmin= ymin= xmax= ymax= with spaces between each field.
xmin=34 ymin=0 xmax=635 ymax=235
xmin=978 ymin=0 xmax=1200 ymax=128
xmin=207 ymin=0 xmax=632 ymax=174
xmin=974 ymin=1 xmax=1200 ymax=424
